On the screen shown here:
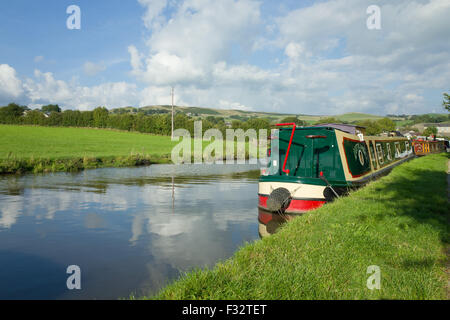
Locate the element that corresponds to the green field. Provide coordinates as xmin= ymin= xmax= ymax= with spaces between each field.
xmin=0 ymin=125 xmax=180 ymax=173
xmin=0 ymin=125 xmax=255 ymax=174
xmin=0 ymin=125 xmax=178 ymax=160
xmin=394 ymin=120 xmax=415 ymax=127
xmin=139 ymin=153 xmax=449 ymax=300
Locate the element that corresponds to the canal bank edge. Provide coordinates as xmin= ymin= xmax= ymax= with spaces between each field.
xmin=138 ymin=153 xmax=449 ymax=300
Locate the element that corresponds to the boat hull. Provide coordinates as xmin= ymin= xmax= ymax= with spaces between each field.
xmin=258 ymin=181 xmax=326 ymax=214
xmin=259 ymin=126 xmax=417 ymax=214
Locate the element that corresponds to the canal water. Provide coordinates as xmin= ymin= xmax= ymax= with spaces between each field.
xmin=0 ymin=163 xmax=262 ymax=299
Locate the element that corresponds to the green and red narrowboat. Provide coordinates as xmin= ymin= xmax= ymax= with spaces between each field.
xmin=412 ymin=139 xmax=446 ymax=156
xmin=258 ymin=123 xmax=415 ymax=215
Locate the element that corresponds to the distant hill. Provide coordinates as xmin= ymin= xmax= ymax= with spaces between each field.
xmin=333 ymin=112 xmax=385 ymax=122
xmin=110 ymin=105 xmax=448 ymax=126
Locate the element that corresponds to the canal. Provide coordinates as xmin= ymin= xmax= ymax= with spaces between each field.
xmin=0 ymin=163 xmax=262 ymax=299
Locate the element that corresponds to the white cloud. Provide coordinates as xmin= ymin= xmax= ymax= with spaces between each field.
xmin=24 ymin=70 xmax=73 ymax=103
xmin=218 ymin=100 xmax=253 ymax=111
xmin=34 ymin=56 xmax=44 ymax=63
xmin=269 ymin=0 xmax=450 ymax=114
xmin=2 ymin=0 xmax=449 ymax=115
xmin=130 ymin=0 xmax=262 ymax=86
xmin=139 ymin=85 xmax=174 ymax=106
xmin=137 ymin=0 xmax=168 ymax=30
xmin=0 ymin=64 xmax=24 ymax=103
xmin=74 ymin=82 xmax=139 ymax=110
xmin=123 ymin=0 xmax=449 ymax=114
xmin=23 ymin=69 xmax=139 ymax=110
xmin=83 ymin=61 xmax=106 ymax=76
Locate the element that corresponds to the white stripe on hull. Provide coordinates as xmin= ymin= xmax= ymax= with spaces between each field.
xmin=258 ymin=181 xmax=326 ymax=199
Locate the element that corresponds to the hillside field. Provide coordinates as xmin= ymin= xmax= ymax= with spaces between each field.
xmin=126 ymin=105 xmax=401 ymax=124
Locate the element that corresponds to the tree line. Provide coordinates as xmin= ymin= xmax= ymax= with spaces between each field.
xmin=0 ymin=103 xmax=273 ymax=136
xmin=1 ymin=102 xmax=438 ymax=137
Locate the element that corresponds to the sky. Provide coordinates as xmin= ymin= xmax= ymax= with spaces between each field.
xmin=0 ymin=0 xmax=449 ymax=115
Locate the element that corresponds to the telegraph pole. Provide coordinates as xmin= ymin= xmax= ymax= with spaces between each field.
xmin=171 ymin=86 xmax=174 ymax=139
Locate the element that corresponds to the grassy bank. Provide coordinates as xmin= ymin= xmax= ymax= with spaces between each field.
xmin=0 ymin=125 xmax=178 ymax=174
xmin=143 ymin=153 xmax=449 ymax=300
xmin=0 ymin=125 xmax=255 ymax=174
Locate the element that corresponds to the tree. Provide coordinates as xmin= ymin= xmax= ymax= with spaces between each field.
xmin=443 ymin=93 xmax=450 ymax=112
xmin=279 ymin=116 xmax=306 ymax=126
xmin=423 ymin=126 xmax=437 ymax=137
xmin=245 ymin=118 xmax=270 ymax=132
xmin=22 ymin=110 xmax=46 ymax=125
xmin=231 ymin=120 xmax=243 ymax=130
xmin=357 ymin=120 xmax=382 ymax=136
xmin=0 ymin=103 xmax=27 ymax=124
xmin=93 ymin=107 xmax=109 ymax=128
xmin=41 ymin=104 xmax=61 ymax=113
xmin=376 ymin=117 xmax=396 ymax=133
xmin=45 ymin=111 xmax=63 ymax=126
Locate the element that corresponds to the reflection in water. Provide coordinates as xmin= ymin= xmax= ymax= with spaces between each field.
xmin=257 ymin=209 xmax=300 ymax=238
xmin=0 ymin=163 xmax=261 ymax=299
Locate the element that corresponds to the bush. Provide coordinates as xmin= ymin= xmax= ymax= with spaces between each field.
xmin=0 ymin=103 xmax=27 ymax=124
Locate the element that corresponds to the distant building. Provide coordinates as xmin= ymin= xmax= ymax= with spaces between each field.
xmin=388 ymin=131 xmax=404 ymax=137
xmin=413 ymin=123 xmax=450 ymax=137
xmin=400 ymin=130 xmax=417 ymax=139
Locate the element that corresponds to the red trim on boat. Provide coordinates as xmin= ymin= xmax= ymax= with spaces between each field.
xmin=258 ymin=210 xmax=273 ymax=224
xmin=287 ymin=199 xmax=326 ymax=212
xmin=258 ymin=195 xmax=326 ymax=213
xmin=275 ymin=122 xmax=296 ymax=175
xmin=258 ymin=195 xmax=268 ymax=208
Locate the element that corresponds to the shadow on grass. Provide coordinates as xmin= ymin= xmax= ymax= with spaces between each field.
xmin=366 ymin=154 xmax=449 ymax=245
xmin=401 ymin=257 xmax=436 ymax=269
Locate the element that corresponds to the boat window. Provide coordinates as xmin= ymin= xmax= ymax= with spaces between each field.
xmin=369 ymin=142 xmax=377 ymax=170
xmin=386 ymin=143 xmax=392 ymax=161
xmin=376 ymin=143 xmax=384 ymax=165
xmin=394 ymin=142 xmax=401 ymax=159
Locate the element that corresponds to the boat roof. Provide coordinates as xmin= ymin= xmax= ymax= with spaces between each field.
xmin=277 ymin=123 xmax=364 ymax=135
xmin=311 ymin=123 xmax=365 ymax=135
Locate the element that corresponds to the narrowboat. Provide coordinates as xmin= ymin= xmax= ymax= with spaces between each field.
xmin=258 ymin=123 xmax=415 ymax=215
xmin=412 ymin=139 xmax=446 ymax=156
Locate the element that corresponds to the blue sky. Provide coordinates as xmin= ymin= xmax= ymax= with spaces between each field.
xmin=0 ymin=0 xmax=144 ymax=84
xmin=0 ymin=0 xmax=449 ymax=115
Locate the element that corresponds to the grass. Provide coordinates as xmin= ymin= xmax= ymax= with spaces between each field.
xmin=0 ymin=125 xmax=256 ymax=174
xmin=0 ymin=125 xmax=177 ymax=174
xmin=0 ymin=125 xmax=178 ymax=159
xmin=334 ymin=112 xmax=384 ymax=122
xmin=139 ymin=153 xmax=449 ymax=300
xmin=394 ymin=120 xmax=415 ymax=127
